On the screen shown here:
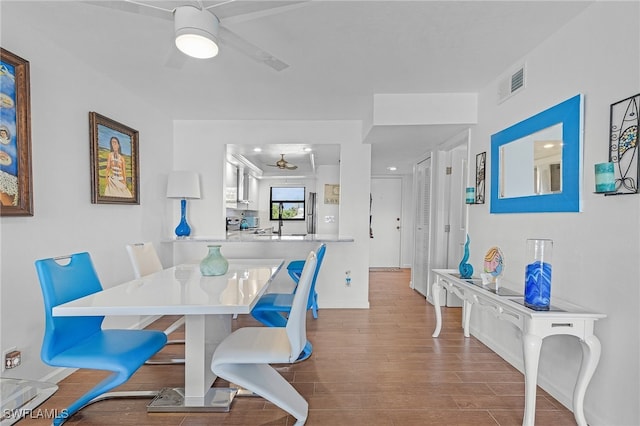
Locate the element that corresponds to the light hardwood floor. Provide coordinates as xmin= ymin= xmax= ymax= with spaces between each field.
xmin=18 ymin=269 xmax=576 ymax=425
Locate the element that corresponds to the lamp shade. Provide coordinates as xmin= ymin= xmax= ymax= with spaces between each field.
xmin=174 ymin=6 xmax=219 ymax=59
xmin=166 ymin=171 xmax=201 ymax=199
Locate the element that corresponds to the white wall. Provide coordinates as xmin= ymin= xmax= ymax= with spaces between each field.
xmin=0 ymin=8 xmax=174 ymax=381
xmin=171 ymin=120 xmax=371 ymax=309
xmin=468 ymin=3 xmax=639 ymax=425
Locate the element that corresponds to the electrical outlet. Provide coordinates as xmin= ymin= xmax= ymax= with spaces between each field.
xmin=345 ymin=270 xmax=351 ymax=287
xmin=3 ymin=347 xmax=20 ymax=370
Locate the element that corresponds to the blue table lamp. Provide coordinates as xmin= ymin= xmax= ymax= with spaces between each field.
xmin=166 ymin=171 xmax=201 ymax=237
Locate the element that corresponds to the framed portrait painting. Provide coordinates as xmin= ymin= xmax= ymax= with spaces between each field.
xmin=89 ymin=112 xmax=139 ymax=204
xmin=0 ymin=48 xmax=33 ymax=216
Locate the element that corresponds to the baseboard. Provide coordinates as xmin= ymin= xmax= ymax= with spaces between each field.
xmin=39 ymin=366 xmax=76 ymax=385
xmin=319 ymin=300 xmax=370 ymax=309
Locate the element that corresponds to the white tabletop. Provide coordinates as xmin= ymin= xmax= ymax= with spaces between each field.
xmin=50 ymin=258 xmax=285 ymax=410
xmin=53 ymin=259 xmax=284 ymax=317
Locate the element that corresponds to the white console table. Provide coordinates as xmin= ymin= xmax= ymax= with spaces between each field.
xmin=431 ymin=269 xmax=606 ymax=426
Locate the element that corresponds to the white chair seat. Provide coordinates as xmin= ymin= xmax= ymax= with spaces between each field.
xmin=212 ymin=327 xmax=292 ymax=365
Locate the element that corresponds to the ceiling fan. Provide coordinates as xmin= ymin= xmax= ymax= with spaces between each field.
xmin=268 ymin=154 xmax=298 ymax=170
xmin=85 ymin=0 xmax=307 ymax=71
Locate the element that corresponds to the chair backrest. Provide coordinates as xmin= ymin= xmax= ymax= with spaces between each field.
xmin=126 ymin=242 xmax=163 ymax=278
xmin=307 ymin=243 xmax=326 ymax=308
xmin=286 ymin=250 xmax=317 ymax=361
xmin=35 ymin=252 xmax=104 ymax=363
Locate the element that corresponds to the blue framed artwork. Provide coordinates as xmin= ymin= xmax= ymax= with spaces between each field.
xmin=0 ymin=48 xmax=33 ymax=216
xmin=490 ymin=94 xmax=584 ymax=213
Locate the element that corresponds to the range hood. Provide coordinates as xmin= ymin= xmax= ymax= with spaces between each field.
xmin=237 ymin=170 xmax=250 ymax=204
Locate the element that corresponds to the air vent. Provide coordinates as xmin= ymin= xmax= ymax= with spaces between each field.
xmin=498 ymin=64 xmax=526 ymax=104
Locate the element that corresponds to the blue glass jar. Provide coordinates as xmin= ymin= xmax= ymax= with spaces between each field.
xmin=524 ymin=239 xmax=552 ymax=310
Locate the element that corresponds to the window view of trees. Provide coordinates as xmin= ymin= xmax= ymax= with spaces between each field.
xmin=270 ymin=187 xmax=305 ymax=220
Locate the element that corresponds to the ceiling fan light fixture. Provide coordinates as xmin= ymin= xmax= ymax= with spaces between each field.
xmin=174 ymin=6 xmax=220 ymax=59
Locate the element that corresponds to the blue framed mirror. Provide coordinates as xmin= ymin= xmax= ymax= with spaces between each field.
xmin=490 ymin=94 xmax=584 ymax=213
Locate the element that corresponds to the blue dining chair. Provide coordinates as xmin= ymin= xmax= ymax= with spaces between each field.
xmin=251 ymin=243 xmax=326 ymax=361
xmin=35 ymin=252 xmax=168 ymax=426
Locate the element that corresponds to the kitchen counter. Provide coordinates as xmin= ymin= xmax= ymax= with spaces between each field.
xmin=166 ymin=232 xmax=354 ymax=243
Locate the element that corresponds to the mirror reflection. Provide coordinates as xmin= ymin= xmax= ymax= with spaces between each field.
xmin=499 ymin=123 xmax=563 ymax=198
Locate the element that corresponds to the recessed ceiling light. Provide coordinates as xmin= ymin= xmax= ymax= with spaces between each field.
xmin=387 ymin=166 xmax=397 ymax=171
xmin=303 ymin=147 xmax=312 ymax=152
xmin=543 ymin=143 xmax=555 ymax=149
xmin=253 ymin=147 xmax=262 ymax=152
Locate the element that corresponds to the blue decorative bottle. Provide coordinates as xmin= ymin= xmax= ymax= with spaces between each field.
xmin=175 ymin=199 xmax=191 ymax=237
xmin=200 ymin=245 xmax=229 ymax=276
xmin=458 ymin=234 xmax=474 ymax=279
xmin=524 ymin=239 xmax=552 ymax=310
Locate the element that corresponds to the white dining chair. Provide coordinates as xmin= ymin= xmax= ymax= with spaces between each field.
xmin=126 ymin=242 xmax=185 ymax=365
xmin=211 ymin=250 xmax=316 ymax=425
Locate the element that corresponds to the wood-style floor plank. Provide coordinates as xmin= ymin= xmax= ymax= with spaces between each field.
xmin=17 ymin=269 xmax=575 ymax=425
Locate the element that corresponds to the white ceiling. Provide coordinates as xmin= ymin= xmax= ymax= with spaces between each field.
xmin=4 ymin=0 xmax=593 ymax=174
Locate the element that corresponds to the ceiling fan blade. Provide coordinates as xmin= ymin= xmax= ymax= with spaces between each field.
xmin=218 ymin=26 xmax=288 ymax=71
xmin=83 ymin=0 xmax=173 ymax=20
xmin=164 ymin=45 xmax=189 ymax=69
xmin=207 ymin=1 xmax=310 ymax=22
xmin=285 ymin=164 xmax=298 ymax=170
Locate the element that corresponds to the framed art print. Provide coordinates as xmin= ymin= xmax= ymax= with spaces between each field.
xmin=609 ymin=93 xmax=639 ymax=194
xmin=0 ymin=48 xmax=33 ymax=216
xmin=475 ymin=151 xmax=486 ymax=204
xmin=89 ymin=112 xmax=139 ymax=204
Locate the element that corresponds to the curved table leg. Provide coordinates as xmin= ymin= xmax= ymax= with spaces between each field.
xmin=431 ymin=282 xmax=443 ymax=337
xmin=462 ymin=300 xmax=473 ymax=338
xmin=572 ymin=335 xmax=601 ymax=426
xmin=522 ymin=333 xmax=543 ymax=426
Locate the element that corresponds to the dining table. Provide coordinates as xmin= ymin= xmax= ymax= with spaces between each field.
xmin=52 ymin=258 xmax=284 ymax=412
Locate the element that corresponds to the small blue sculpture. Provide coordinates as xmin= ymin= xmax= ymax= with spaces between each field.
xmin=458 ymin=234 xmax=474 ymax=279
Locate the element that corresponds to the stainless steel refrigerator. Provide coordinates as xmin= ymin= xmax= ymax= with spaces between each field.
xmin=306 ymin=192 xmax=317 ymax=234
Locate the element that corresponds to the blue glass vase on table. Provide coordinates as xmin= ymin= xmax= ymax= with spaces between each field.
xmin=524 ymin=239 xmax=553 ymax=310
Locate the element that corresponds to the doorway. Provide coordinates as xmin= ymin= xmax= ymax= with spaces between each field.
xmin=369 ymin=177 xmax=402 ymax=268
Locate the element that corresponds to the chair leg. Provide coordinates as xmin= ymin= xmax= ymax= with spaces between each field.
xmin=53 ymin=372 xmax=158 ymax=425
xmin=146 ymin=317 xmax=186 ymax=365
xmin=212 ymin=363 xmax=308 ymax=425
xmin=145 ymin=340 xmax=185 ymax=365
xmin=311 ymin=292 xmax=319 ymax=319
xmin=295 ymin=341 xmax=313 ymax=362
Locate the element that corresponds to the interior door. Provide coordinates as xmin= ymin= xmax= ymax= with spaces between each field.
xmin=369 ymin=177 xmax=402 ymax=268
xmin=412 ymin=158 xmax=431 ymax=296
xmin=446 ymin=146 xmax=468 ymax=270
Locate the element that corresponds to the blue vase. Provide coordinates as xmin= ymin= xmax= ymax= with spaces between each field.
xmin=524 ymin=239 xmax=553 ymax=310
xmin=524 ymin=261 xmax=552 ymax=310
xmin=458 ymin=234 xmax=474 ymax=279
xmin=200 ymin=245 xmax=229 ymax=276
xmin=175 ymin=199 xmax=191 ymax=237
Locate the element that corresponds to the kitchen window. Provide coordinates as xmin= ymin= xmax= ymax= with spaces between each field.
xmin=270 ymin=187 xmax=305 ymax=220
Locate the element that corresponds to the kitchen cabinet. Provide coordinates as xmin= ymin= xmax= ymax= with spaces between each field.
xmin=225 ymin=162 xmax=238 ymax=208
xmin=246 ymin=173 xmax=259 ymax=209
xmin=226 ymin=162 xmax=259 ymax=209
